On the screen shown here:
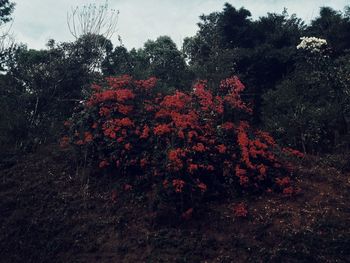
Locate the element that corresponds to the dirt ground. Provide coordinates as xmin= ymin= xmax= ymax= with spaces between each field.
xmin=0 ymin=145 xmax=349 ymax=263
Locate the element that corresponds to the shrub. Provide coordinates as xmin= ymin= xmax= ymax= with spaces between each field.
xmin=64 ymin=75 xmax=302 ymax=214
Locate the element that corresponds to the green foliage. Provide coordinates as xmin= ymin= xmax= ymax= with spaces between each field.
xmin=0 ymin=74 xmax=28 ymax=149
xmin=262 ymin=47 xmax=347 ymax=153
xmin=2 ymin=2 xmax=350 ymax=156
xmin=143 ymin=36 xmax=190 ymax=90
xmin=104 ymin=36 xmax=191 ymax=91
xmin=183 ymin=4 xmax=305 ymax=122
xmin=307 ymin=7 xmax=350 ymax=54
xmin=0 ymin=34 xmax=111 ymax=151
xmin=183 ymin=5 xmax=253 ymax=84
xmin=0 ymin=0 xmax=14 ymax=25
xmin=184 ymin=3 xmax=350 ymax=152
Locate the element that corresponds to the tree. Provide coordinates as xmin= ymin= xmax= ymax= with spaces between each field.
xmin=143 ymin=36 xmax=189 ymax=90
xmin=67 ymin=1 xmax=118 ymax=72
xmin=183 ymin=4 xmax=253 ymax=86
xmin=102 ymin=45 xmax=133 ymax=76
xmin=104 ymin=36 xmax=190 ymax=91
xmin=307 ymin=7 xmax=350 ymax=55
xmin=262 ymin=38 xmax=346 ymax=153
xmin=0 ymin=0 xmax=14 ymax=69
xmin=2 ymin=35 xmax=110 ymax=149
xmin=65 ymin=33 xmax=113 ymax=72
xmin=0 ymin=0 xmax=16 ymax=150
xmin=0 ymin=0 xmax=14 ymax=25
xmin=67 ymin=1 xmax=118 ymax=41
xmin=102 ymin=45 xmax=151 ymax=79
xmin=183 ymin=4 xmax=305 ymax=123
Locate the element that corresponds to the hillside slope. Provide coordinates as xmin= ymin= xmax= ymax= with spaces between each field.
xmin=0 ymin=145 xmax=350 ymax=262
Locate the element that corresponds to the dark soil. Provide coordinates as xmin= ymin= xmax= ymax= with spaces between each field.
xmin=0 ymin=145 xmax=350 ymax=262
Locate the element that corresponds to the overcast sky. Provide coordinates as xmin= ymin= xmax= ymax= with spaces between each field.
xmin=8 ymin=0 xmax=349 ymax=50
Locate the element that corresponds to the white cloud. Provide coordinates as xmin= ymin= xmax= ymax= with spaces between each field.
xmin=10 ymin=0 xmax=349 ymax=50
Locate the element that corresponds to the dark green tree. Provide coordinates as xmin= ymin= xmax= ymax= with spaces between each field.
xmin=143 ymin=36 xmax=190 ymax=90
xmin=307 ymin=6 xmax=350 ymax=55
xmin=183 ymin=4 xmax=305 ymax=123
xmin=102 ymin=45 xmax=151 ymax=79
xmin=0 ymin=0 xmax=14 ymax=24
xmin=1 ymin=34 xmax=111 ymax=150
xmin=262 ymin=41 xmax=346 ymax=153
xmin=183 ymin=4 xmax=253 ymax=86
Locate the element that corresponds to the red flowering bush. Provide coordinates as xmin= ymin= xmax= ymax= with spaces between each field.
xmin=64 ymin=75 xmax=302 ymax=215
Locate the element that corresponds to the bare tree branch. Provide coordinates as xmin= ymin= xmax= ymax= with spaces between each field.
xmin=67 ymin=1 xmax=119 ymax=41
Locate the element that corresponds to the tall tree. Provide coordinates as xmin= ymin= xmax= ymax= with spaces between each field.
xmin=183 ymin=4 xmax=305 ymax=123
xmin=0 ymin=0 xmax=15 ymax=68
xmin=0 ymin=0 xmax=14 ymax=25
xmin=308 ymin=6 xmax=350 ymax=54
xmin=1 ymin=35 xmax=110 ymax=149
xmin=143 ymin=36 xmax=189 ymax=90
xmin=183 ymin=4 xmax=253 ymax=85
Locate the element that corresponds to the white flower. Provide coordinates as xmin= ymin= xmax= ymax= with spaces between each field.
xmin=296 ymin=36 xmax=327 ymax=53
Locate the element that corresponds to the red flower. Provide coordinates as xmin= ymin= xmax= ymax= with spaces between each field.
xmin=91 ymin=83 xmax=102 ymax=91
xmin=172 ymin=179 xmax=185 ymax=193
xmin=161 ymin=91 xmax=191 ymax=110
xmin=197 ymin=182 xmax=207 ymax=192
xmin=99 ymin=160 xmax=109 ymax=168
xmin=115 ymin=89 xmax=135 ymax=102
xmin=99 ymin=107 xmax=111 ymax=117
xmin=84 ymin=132 xmax=93 ymax=143
xmin=276 ymin=177 xmax=290 ymax=187
xmin=168 ymin=148 xmax=186 ymax=171
xmin=119 ymin=117 xmax=134 ymax=127
xmin=187 ymin=130 xmax=198 ymax=143
xmin=135 ymin=77 xmax=157 ymax=90
xmin=221 ymin=122 xmax=234 ymax=130
xmin=233 ymin=203 xmax=248 ymax=217
xmin=140 ymin=158 xmax=147 ymax=168
xmin=153 ymin=124 xmax=171 ymax=136
xmin=241 ymin=176 xmax=250 ymax=185
xmin=216 ymin=144 xmax=227 ymax=154
xmin=193 ymin=80 xmax=214 ymax=112
xmin=221 ymin=76 xmax=252 ymax=114
xmin=256 ymin=130 xmax=276 ymax=146
xmin=192 ymin=143 xmax=206 ymax=152
xmin=283 ymin=147 xmax=304 ymax=158
xmin=258 ymin=164 xmax=267 ymax=176
xmin=235 ymin=165 xmax=246 ymax=176
xmin=283 ymin=187 xmax=294 ymax=196
xmin=188 ymin=163 xmax=198 ymax=173
xmin=106 ymin=75 xmax=132 ymax=89
xmin=178 ymin=130 xmax=185 ymax=139
xmin=124 ymin=143 xmax=132 ymax=150
xmin=140 ymin=125 xmax=150 ymax=139
xmin=206 ymin=165 xmax=215 ymax=171
xmin=118 ymin=104 xmax=133 ymax=115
